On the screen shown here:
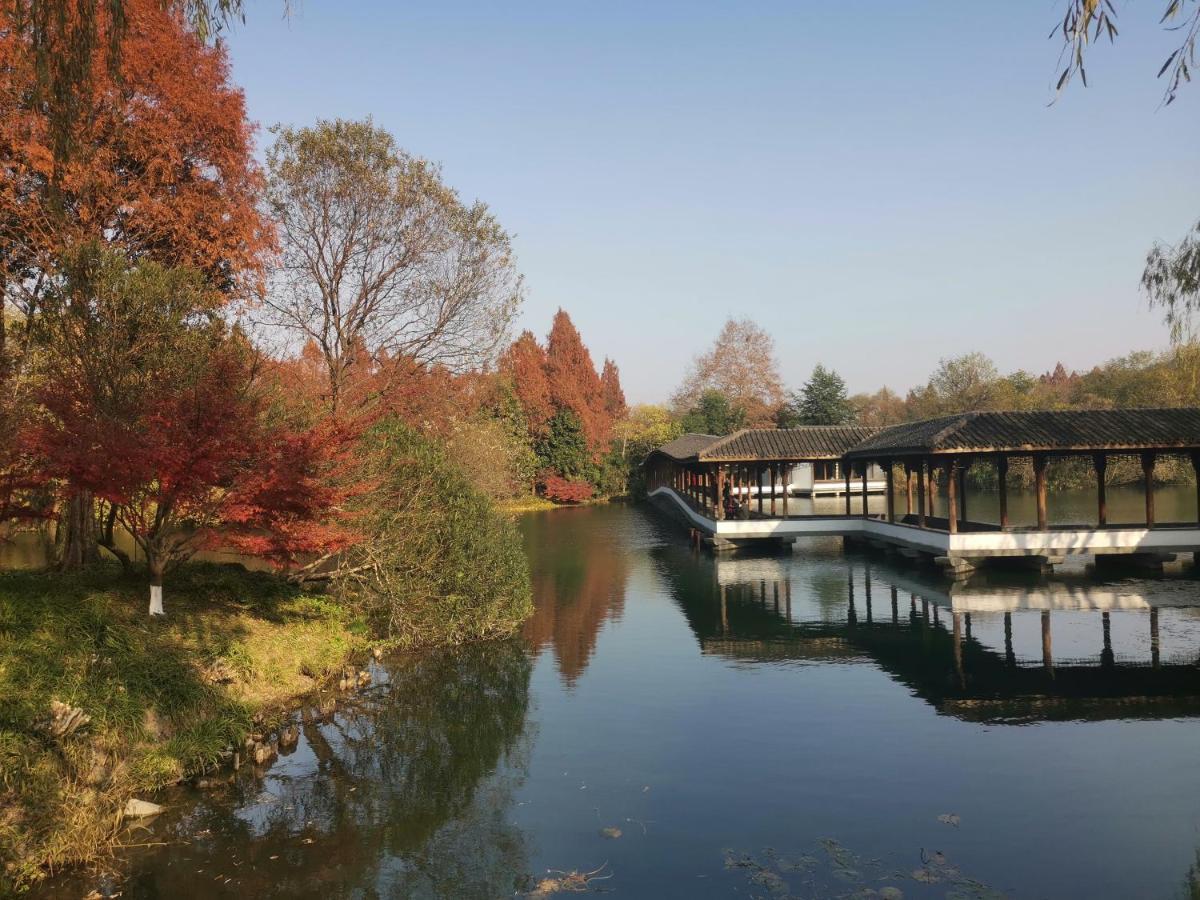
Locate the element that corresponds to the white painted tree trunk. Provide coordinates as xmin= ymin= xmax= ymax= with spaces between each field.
xmin=149 ymin=584 xmax=165 ymax=616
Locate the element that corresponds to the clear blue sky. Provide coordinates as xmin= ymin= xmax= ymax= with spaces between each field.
xmin=224 ymin=1 xmax=1200 ymax=404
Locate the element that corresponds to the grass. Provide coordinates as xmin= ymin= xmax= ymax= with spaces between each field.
xmin=0 ymin=562 xmax=362 ymax=893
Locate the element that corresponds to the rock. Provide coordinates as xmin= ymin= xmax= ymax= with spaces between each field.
xmin=372 ymin=647 xmax=383 ymax=660
xmin=40 ymin=700 xmax=90 ymax=740
xmin=123 ymin=798 xmax=164 ymax=818
xmin=356 ymin=670 xmax=371 ymax=687
xmin=202 ymin=657 xmax=236 ymax=685
xmin=253 ymin=742 xmax=275 ymax=766
xmin=279 ymin=724 xmax=299 ymax=749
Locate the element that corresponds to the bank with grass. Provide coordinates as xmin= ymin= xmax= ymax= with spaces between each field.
xmin=0 ymin=427 xmax=535 ymax=893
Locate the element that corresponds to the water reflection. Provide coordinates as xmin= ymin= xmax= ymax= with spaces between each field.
xmin=521 ymin=508 xmax=630 ymax=686
xmin=48 ymin=641 xmax=534 ymax=898
xmin=661 ymin=544 xmax=1200 ymax=725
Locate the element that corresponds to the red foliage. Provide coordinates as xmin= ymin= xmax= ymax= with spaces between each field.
xmin=539 ymin=472 xmax=594 ymax=504
xmin=546 ymin=309 xmax=607 ymax=451
xmin=599 ymin=357 xmax=627 ymax=421
xmin=499 ymin=330 xmax=554 ymax=437
xmin=0 ymin=0 xmax=270 ymax=301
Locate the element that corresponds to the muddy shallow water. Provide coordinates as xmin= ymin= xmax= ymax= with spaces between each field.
xmin=34 ymin=501 xmax=1200 ymax=898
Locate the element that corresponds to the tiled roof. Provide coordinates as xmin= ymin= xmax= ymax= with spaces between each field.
xmin=652 ymin=433 xmax=723 ymax=461
xmin=844 ymin=409 xmax=1200 ymax=458
xmin=700 ymin=426 xmax=880 ymax=461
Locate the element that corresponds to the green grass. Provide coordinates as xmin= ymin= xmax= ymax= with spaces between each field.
xmin=0 ymin=563 xmax=361 ymax=893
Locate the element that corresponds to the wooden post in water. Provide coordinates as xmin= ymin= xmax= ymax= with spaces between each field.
xmin=917 ymin=461 xmax=927 ymax=529
xmin=946 ymin=458 xmax=958 ymax=534
xmin=1004 ymin=611 xmax=1015 ymax=667
xmin=1151 ymin=606 xmax=1160 ymax=668
xmin=1034 ymin=454 xmax=1048 ymax=530
xmin=890 ymin=585 xmax=898 ymax=623
xmin=1142 ymin=451 xmax=1157 ymax=527
xmin=997 ymin=454 xmax=1009 ymax=530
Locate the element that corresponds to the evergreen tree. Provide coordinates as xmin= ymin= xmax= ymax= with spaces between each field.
xmin=790 ymin=365 xmax=854 ymax=425
xmin=680 ymin=390 xmax=747 ymax=436
xmin=535 ymin=409 xmax=594 ymax=481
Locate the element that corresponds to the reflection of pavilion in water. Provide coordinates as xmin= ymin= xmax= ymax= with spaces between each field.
xmin=666 ymin=547 xmax=1200 ymax=723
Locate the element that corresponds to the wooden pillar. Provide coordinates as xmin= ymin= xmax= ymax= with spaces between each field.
xmin=757 ymin=465 xmax=764 ymax=515
xmin=885 ymin=461 xmax=895 ymax=523
xmin=715 ymin=466 xmax=726 ymax=520
xmin=844 ymin=464 xmax=852 ymax=515
xmin=1094 ymin=453 xmax=1107 ymax=527
xmin=1034 ymin=453 xmax=1048 ymax=531
xmin=997 ymin=455 xmax=1009 ymax=530
xmin=782 ymin=463 xmax=790 ymax=517
xmin=926 ymin=461 xmax=936 ymax=518
xmin=1142 ymin=451 xmax=1156 ymax=527
xmin=946 ymin=458 xmax=958 ymax=534
xmin=905 ymin=463 xmax=915 ymax=517
xmin=957 ymin=457 xmax=968 ymax=525
xmin=917 ymin=461 xmax=927 ymax=529
xmin=1192 ymin=452 xmax=1200 ymax=525
xmin=861 ymin=464 xmax=869 ymax=518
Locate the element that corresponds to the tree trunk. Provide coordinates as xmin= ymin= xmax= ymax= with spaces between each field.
xmin=97 ymin=504 xmax=134 ymax=574
xmin=57 ymin=490 xmax=99 ymax=571
xmin=148 ymin=556 xmax=166 ymax=616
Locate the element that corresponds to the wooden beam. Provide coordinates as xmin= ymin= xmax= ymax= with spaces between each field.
xmin=1034 ymin=453 xmax=1048 ymax=530
xmin=997 ymin=454 xmax=1009 ymax=530
xmin=1142 ymin=451 xmax=1156 ymax=527
xmin=1094 ymin=453 xmax=1107 ymax=527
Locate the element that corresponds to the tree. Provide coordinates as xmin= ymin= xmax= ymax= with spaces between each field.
xmin=849 ymin=387 xmax=907 ymax=427
xmin=545 ymin=309 xmax=608 ymax=452
xmin=261 ymin=118 xmax=522 ymax=412
xmin=34 ymin=249 xmax=342 ymax=615
xmin=680 ymin=389 xmax=747 ymax=436
xmin=672 ymin=318 xmax=785 ymax=426
xmin=908 ymin=352 xmax=1001 ymax=418
xmin=615 ymin=404 xmax=682 ymax=461
xmin=535 ymin=409 xmax=594 ymax=482
xmin=1 ymin=0 xmax=270 ymax=567
xmin=498 ymin=330 xmax=554 ymax=439
xmin=784 ymin=365 xmax=854 ymax=426
xmin=599 ymin=358 xmax=627 ymax=422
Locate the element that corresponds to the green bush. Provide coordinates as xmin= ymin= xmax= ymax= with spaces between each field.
xmin=335 ymin=419 xmax=532 ymax=648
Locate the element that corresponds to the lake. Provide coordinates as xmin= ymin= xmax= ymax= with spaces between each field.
xmin=34 ymin=499 xmax=1200 ymax=898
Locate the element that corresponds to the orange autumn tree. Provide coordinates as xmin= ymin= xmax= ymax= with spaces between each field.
xmin=0 ymin=0 xmax=270 ymax=564
xmin=498 ymin=310 xmax=626 ymax=499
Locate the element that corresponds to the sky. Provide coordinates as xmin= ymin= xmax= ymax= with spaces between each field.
xmin=223 ymin=1 xmax=1200 ymax=404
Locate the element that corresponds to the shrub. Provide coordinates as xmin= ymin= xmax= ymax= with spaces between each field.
xmin=539 ymin=472 xmax=594 ymax=504
xmin=333 ymin=419 xmax=532 ymax=648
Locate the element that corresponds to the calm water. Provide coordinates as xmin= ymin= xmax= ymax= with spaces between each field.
xmin=34 ymin=500 xmax=1200 ymax=899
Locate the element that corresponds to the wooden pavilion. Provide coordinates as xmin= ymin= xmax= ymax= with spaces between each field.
xmin=643 ymin=426 xmax=879 ymax=521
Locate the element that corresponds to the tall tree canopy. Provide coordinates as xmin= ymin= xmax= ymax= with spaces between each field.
xmin=671 ymin=318 xmax=785 ymax=427
xmin=680 ymin=389 xmax=747 ymax=436
xmin=261 ymin=118 xmax=523 ymax=412
xmin=545 ymin=309 xmax=610 ymax=453
xmin=781 ymin=364 xmax=854 ymax=426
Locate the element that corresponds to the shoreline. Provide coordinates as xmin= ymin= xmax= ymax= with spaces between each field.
xmin=0 ymin=562 xmax=526 ymax=894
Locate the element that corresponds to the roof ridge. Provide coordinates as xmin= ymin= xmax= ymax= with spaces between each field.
xmin=928 ymin=412 xmax=978 ymax=451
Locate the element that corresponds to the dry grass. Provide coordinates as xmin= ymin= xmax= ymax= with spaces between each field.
xmin=0 ymin=563 xmax=361 ymax=893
